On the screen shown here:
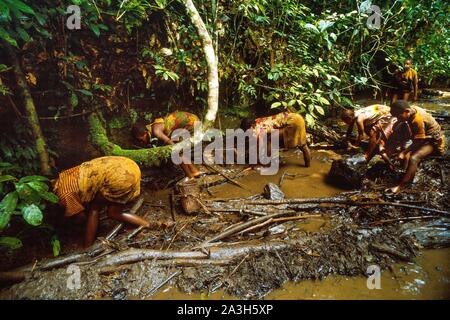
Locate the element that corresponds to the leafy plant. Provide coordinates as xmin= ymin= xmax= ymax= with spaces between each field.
xmin=0 ymin=166 xmax=59 ymax=254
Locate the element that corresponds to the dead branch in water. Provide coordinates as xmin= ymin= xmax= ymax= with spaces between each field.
xmin=203 ymin=163 xmax=248 ymax=190
xmin=196 ymin=212 xmax=296 ymax=248
xmin=146 ymin=270 xmax=182 ymax=297
xmin=236 ymin=197 xmax=450 ymax=216
xmin=370 ymin=243 xmax=413 ymax=261
xmin=371 ymin=215 xmax=439 ymax=226
xmin=239 ymin=218 xmax=274 ymax=235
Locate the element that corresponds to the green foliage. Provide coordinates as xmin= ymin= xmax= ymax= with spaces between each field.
xmin=0 ymin=167 xmax=59 ymax=252
xmin=0 ymin=236 xmax=22 ymax=250
xmin=0 ymin=121 xmax=41 ymax=176
xmin=0 ymin=172 xmax=58 ymax=231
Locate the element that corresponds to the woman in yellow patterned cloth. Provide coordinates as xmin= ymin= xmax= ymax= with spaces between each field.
xmin=132 ymin=111 xmax=201 ymax=178
xmin=241 ymin=112 xmax=311 ymax=167
xmin=53 ymin=156 xmax=170 ymax=247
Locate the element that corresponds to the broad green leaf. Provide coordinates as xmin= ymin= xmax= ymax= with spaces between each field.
xmin=0 ymin=175 xmax=16 ymax=183
xmin=16 ymin=26 xmax=31 ymax=42
xmin=8 ymin=0 xmax=35 ymax=14
xmin=304 ymin=23 xmax=319 ymax=34
xmin=40 ymin=191 xmax=59 ymax=204
xmin=77 ymin=89 xmax=93 ymax=96
xmin=315 ymin=105 xmax=325 ymax=115
xmin=22 ymin=204 xmax=43 ymax=226
xmin=0 ymin=26 xmax=18 ymax=47
xmin=305 ymin=114 xmax=315 ymax=126
xmin=0 ymin=191 xmax=18 ymax=213
xmin=19 ymin=175 xmax=49 ymax=183
xmin=51 ymin=236 xmax=60 ymax=257
xmin=70 ymin=92 xmax=78 ymax=108
xmin=27 ymin=181 xmax=49 ymax=194
xmin=0 ymin=211 xmax=12 ymax=229
xmin=34 ymin=11 xmax=46 ymax=25
xmin=0 ymin=236 xmax=22 ymax=250
xmin=359 ymin=0 xmax=372 ymax=14
xmin=15 ymin=183 xmax=40 ymax=203
xmin=318 ymin=97 xmax=330 ymax=105
xmin=270 ymin=102 xmax=281 ymax=109
xmin=90 ymin=24 xmax=100 ymax=37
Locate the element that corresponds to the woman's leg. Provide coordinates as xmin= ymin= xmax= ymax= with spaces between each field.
xmin=391 ymin=143 xmax=434 ymax=193
xmin=107 ymin=204 xmax=150 ymax=227
xmin=391 ymin=93 xmax=399 ymax=103
xmin=301 ymin=145 xmax=311 ymax=167
xmin=180 ymin=163 xmax=193 ymax=178
xmin=402 ymin=92 xmax=410 ymax=101
xmin=84 ymin=203 xmax=101 ymax=247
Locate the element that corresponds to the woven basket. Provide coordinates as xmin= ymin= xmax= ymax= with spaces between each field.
xmin=176 ymin=178 xmax=201 ymax=215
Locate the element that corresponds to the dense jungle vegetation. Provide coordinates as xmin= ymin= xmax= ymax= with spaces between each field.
xmin=0 ymin=0 xmax=449 ymax=250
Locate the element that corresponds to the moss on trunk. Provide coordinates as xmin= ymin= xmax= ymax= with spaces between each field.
xmin=88 ymin=113 xmax=172 ymax=167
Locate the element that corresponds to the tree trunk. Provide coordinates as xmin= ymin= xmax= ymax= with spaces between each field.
xmin=88 ymin=113 xmax=172 ymax=167
xmin=3 ymin=42 xmax=51 ymax=175
xmin=183 ymin=0 xmax=219 ymax=129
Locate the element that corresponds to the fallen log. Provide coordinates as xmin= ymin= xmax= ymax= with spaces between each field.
xmin=94 ymin=241 xmax=294 ymax=269
xmin=372 ymin=215 xmax=439 ymax=226
xmin=196 ymin=212 xmax=296 ymax=247
xmin=203 ymin=163 xmax=248 ymax=190
xmin=95 ymin=249 xmax=208 ymax=268
xmin=370 ymin=243 xmax=413 ymax=261
xmin=239 ymin=197 xmax=450 ymax=216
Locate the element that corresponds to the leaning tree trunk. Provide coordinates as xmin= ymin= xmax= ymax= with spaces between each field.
xmin=183 ymin=0 xmax=219 ymax=130
xmin=88 ymin=112 xmax=172 ymax=167
xmin=3 ymin=42 xmax=51 ymax=175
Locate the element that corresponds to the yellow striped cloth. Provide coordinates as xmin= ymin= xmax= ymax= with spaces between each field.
xmin=53 ymin=166 xmax=85 ymax=217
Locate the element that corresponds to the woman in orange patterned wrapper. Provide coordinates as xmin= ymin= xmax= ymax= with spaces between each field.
xmin=241 ymin=112 xmax=311 ymax=167
xmin=133 ymin=111 xmax=201 ymax=178
xmin=53 ymin=156 xmax=170 ymax=247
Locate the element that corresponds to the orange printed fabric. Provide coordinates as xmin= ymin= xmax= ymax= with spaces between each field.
xmin=254 ymin=112 xmax=307 ymax=148
xmin=254 ymin=112 xmax=290 ymax=136
xmin=53 ymin=165 xmax=84 ymax=217
xmin=78 ymin=156 xmax=141 ymax=205
xmin=54 ymin=156 xmax=141 ymax=217
xmin=163 ymin=111 xmax=199 ymax=136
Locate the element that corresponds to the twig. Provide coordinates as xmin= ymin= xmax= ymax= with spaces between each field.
xmin=239 ymin=218 xmax=274 ymax=235
xmin=271 ymin=214 xmax=323 ymax=223
xmin=372 ymin=215 xmax=439 ymax=226
xmin=169 ymin=191 xmax=176 ymax=222
xmin=147 ymin=270 xmax=182 ymax=297
xmin=126 ymin=226 xmax=144 ymax=241
xmin=228 ymin=254 xmax=249 ymax=278
xmin=203 ymin=163 xmax=248 ymax=190
xmin=196 ymin=211 xmax=295 ymax=248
